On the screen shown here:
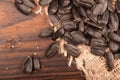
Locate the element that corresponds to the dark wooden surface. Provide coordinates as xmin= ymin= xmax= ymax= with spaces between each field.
xmin=0 ymin=0 xmax=85 ymax=80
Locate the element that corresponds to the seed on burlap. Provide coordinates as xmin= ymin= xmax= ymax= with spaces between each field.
xmin=105 ymin=48 xmax=114 ymax=71
xmin=64 ymin=43 xmax=80 ymax=57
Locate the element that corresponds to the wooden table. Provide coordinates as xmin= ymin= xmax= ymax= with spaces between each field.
xmin=0 ymin=0 xmax=85 ymax=80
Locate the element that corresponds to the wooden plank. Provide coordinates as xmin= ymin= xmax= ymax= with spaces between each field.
xmin=0 ymin=0 xmax=85 ymax=79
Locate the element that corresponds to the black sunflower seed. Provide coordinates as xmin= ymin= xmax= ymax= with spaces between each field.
xmin=57 ymin=4 xmax=65 ymax=14
xmin=78 ymin=21 xmax=85 ymax=32
xmin=91 ymin=48 xmax=105 ymax=56
xmin=22 ymin=56 xmax=33 ymax=73
xmin=15 ymin=2 xmax=32 ymax=15
xmin=63 ymin=21 xmax=78 ymax=32
xmin=39 ymin=28 xmax=54 ymax=38
xmin=60 ymin=13 xmax=74 ymax=22
xmin=105 ymin=48 xmax=114 ymax=71
xmin=86 ymin=10 xmax=97 ymax=22
xmin=60 ymin=0 xmax=71 ymax=7
xmin=79 ymin=1 xmax=92 ymax=8
xmin=49 ymin=14 xmax=61 ymax=26
xmin=108 ymin=12 xmax=119 ymax=32
xmin=15 ymin=0 xmax=23 ymax=4
xmin=71 ymin=31 xmax=86 ymax=44
xmin=78 ymin=6 xmax=88 ymax=19
xmin=48 ymin=0 xmax=58 ymax=15
xmin=72 ymin=0 xmax=80 ymax=7
xmin=98 ymin=9 xmax=109 ymax=25
xmin=64 ymin=2 xmax=73 ymax=12
xmin=81 ymin=0 xmax=95 ymax=4
xmin=72 ymin=6 xmax=81 ymax=22
xmin=85 ymin=21 xmax=103 ymax=29
xmin=33 ymin=54 xmax=41 ymax=70
xmin=92 ymin=3 xmax=103 ymax=16
xmin=39 ymin=0 xmax=53 ymax=6
xmin=116 ymin=0 xmax=120 ymax=14
xmin=102 ymin=26 xmax=108 ymax=36
xmin=109 ymin=40 xmax=119 ymax=53
xmin=52 ymin=28 xmax=65 ymax=40
xmin=64 ymin=43 xmax=80 ymax=57
xmin=85 ymin=26 xmax=102 ymax=38
xmin=108 ymin=32 xmax=120 ymax=43
xmin=100 ymin=0 xmax=107 ymax=15
xmin=23 ymin=0 xmax=35 ymax=8
xmin=90 ymin=38 xmax=106 ymax=48
xmin=92 ymin=0 xmax=107 ymax=16
xmin=45 ymin=43 xmax=59 ymax=58
xmin=107 ymin=0 xmax=116 ymax=12
xmin=63 ymin=32 xmax=77 ymax=45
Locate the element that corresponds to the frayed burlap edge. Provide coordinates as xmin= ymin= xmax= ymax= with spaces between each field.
xmin=76 ymin=45 xmax=120 ymax=80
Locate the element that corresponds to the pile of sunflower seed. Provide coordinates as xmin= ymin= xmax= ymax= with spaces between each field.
xmin=22 ymin=53 xmax=41 ymax=73
xmin=15 ymin=0 xmax=120 ymax=71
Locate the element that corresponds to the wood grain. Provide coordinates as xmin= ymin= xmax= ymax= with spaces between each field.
xmin=0 ymin=0 xmax=85 ymax=80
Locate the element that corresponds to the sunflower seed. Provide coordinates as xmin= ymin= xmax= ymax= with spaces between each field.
xmin=78 ymin=21 xmax=85 ymax=32
xmin=107 ymin=0 xmax=116 ymax=12
xmin=39 ymin=0 xmax=53 ymax=6
xmin=33 ymin=54 xmax=41 ymax=70
xmin=22 ymin=56 xmax=33 ymax=73
xmin=85 ymin=26 xmax=102 ymax=38
xmin=64 ymin=43 xmax=80 ymax=57
xmin=39 ymin=28 xmax=54 ymax=38
xmin=105 ymin=48 xmax=114 ymax=71
xmin=72 ymin=6 xmax=81 ymax=22
xmin=45 ymin=43 xmax=59 ymax=58
xmin=85 ymin=21 xmax=103 ymax=29
xmin=91 ymin=48 xmax=105 ymax=56
xmin=71 ymin=31 xmax=86 ymax=44
xmin=108 ymin=32 xmax=120 ymax=43
xmin=60 ymin=0 xmax=71 ymax=7
xmin=116 ymin=0 xmax=120 ymax=13
xmin=90 ymin=38 xmax=106 ymax=48
xmin=98 ymin=10 xmax=109 ymax=25
xmin=60 ymin=13 xmax=74 ymax=22
xmin=49 ymin=15 xmax=61 ymax=26
xmin=63 ymin=21 xmax=78 ymax=32
xmin=78 ymin=6 xmax=88 ymax=18
xmin=108 ymin=12 xmax=119 ymax=32
xmin=15 ymin=0 xmax=23 ymax=4
xmin=63 ymin=32 xmax=77 ymax=45
xmin=109 ymin=40 xmax=119 ymax=53
xmin=23 ymin=0 xmax=35 ymax=8
xmin=48 ymin=0 xmax=58 ymax=15
xmin=52 ymin=28 xmax=65 ymax=40
xmin=81 ymin=0 xmax=95 ymax=4
xmin=15 ymin=2 xmax=32 ymax=15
